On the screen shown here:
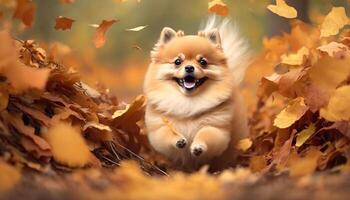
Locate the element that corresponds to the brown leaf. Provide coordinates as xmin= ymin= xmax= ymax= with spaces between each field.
xmin=54 ymin=16 xmax=75 ymax=31
xmin=317 ymin=42 xmax=349 ymax=58
xmin=13 ymin=0 xmax=35 ymax=27
xmin=93 ymin=20 xmax=118 ymax=48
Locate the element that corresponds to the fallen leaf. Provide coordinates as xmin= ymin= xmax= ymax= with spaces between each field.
xmin=320 ymin=7 xmax=349 ymax=38
xmin=267 ymin=0 xmax=297 ymax=19
xmin=236 ymin=138 xmax=253 ymax=151
xmin=280 ymin=46 xmax=309 ymax=66
xmin=126 ymin=25 xmax=148 ymax=32
xmin=295 ymin=123 xmax=316 ymax=147
xmin=13 ymin=0 xmax=35 ymax=27
xmin=288 ymin=148 xmax=321 ymax=177
xmin=93 ymin=20 xmax=118 ymax=48
xmin=112 ymin=95 xmax=145 ymax=119
xmin=0 ymin=161 xmax=21 ymax=193
xmin=317 ymin=41 xmax=349 ymax=58
xmin=309 ymin=56 xmax=350 ymax=94
xmin=320 ymin=85 xmax=350 ymax=122
xmin=54 ymin=16 xmax=75 ymax=30
xmin=60 ymin=0 xmax=74 ymax=3
xmin=208 ymin=0 xmax=229 ymax=16
xmin=274 ymin=97 xmax=308 ymax=128
xmin=43 ymin=122 xmax=91 ymax=167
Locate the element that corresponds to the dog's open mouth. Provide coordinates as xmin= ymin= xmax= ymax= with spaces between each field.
xmin=174 ymin=75 xmax=208 ymax=91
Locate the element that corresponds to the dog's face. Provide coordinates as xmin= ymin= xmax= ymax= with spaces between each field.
xmin=144 ymin=27 xmax=235 ymax=117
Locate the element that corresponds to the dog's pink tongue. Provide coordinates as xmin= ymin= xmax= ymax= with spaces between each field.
xmin=184 ymin=81 xmax=196 ymax=89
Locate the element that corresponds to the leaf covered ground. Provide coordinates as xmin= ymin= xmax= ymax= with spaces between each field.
xmin=1 ymin=0 xmax=350 ymax=200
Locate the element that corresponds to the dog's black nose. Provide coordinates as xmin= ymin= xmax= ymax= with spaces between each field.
xmin=185 ymin=66 xmax=195 ymax=73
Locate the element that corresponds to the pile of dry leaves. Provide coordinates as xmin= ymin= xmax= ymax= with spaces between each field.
xmin=1 ymin=0 xmax=350 ymax=200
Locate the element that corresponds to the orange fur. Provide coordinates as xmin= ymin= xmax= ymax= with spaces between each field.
xmin=144 ymin=25 xmax=249 ymax=171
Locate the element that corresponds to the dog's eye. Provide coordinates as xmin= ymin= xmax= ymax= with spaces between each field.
xmin=199 ymin=58 xmax=207 ymax=66
xmin=174 ymin=58 xmax=182 ymax=66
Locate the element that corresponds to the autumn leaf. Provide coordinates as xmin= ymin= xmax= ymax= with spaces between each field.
xmin=13 ymin=0 xmax=36 ymax=27
xmin=320 ymin=7 xmax=349 ymax=38
xmin=112 ymin=95 xmax=145 ymax=119
xmin=295 ymin=123 xmax=316 ymax=147
xmin=280 ymin=46 xmax=309 ymax=66
xmin=309 ymin=56 xmax=350 ymax=94
xmin=0 ymin=90 xmax=9 ymax=112
xmin=267 ymin=0 xmax=297 ymax=19
xmin=287 ymin=148 xmax=321 ymax=177
xmin=208 ymin=0 xmax=228 ymax=17
xmin=274 ymin=97 xmax=308 ymax=128
xmin=126 ymin=25 xmax=148 ymax=32
xmin=317 ymin=41 xmax=349 ymax=58
xmin=0 ymin=161 xmax=21 ymax=193
xmin=320 ymin=85 xmax=350 ymax=122
xmin=43 ymin=122 xmax=92 ymax=167
xmin=54 ymin=16 xmax=75 ymax=30
xmin=93 ymin=19 xmax=118 ymax=48
xmin=59 ymin=0 xmax=74 ymax=3
xmin=236 ymin=138 xmax=253 ymax=151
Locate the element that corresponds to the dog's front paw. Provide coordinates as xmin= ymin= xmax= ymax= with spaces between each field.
xmin=175 ymin=138 xmax=187 ymax=149
xmin=191 ymin=143 xmax=207 ymax=157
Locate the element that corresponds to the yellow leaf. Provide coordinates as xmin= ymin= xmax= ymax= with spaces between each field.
xmin=320 ymin=85 xmax=350 ymax=121
xmin=126 ymin=25 xmax=148 ymax=32
xmin=43 ymin=122 xmax=91 ymax=167
xmin=309 ymin=56 xmax=350 ymax=93
xmin=208 ymin=0 xmax=228 ymax=16
xmin=295 ymin=123 xmax=316 ymax=147
xmin=274 ymin=97 xmax=308 ymax=128
xmin=320 ymin=7 xmax=349 ymax=38
xmin=235 ymin=138 xmax=253 ymax=151
xmin=280 ymin=46 xmax=309 ymax=66
xmin=267 ymin=0 xmax=297 ymax=19
xmin=0 ymin=161 xmax=21 ymax=193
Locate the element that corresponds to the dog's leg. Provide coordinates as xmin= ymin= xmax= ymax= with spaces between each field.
xmin=190 ymin=126 xmax=230 ymax=158
xmin=148 ymin=125 xmax=186 ymax=157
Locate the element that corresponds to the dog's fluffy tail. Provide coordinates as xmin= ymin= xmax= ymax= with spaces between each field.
xmin=200 ymin=16 xmax=250 ymax=85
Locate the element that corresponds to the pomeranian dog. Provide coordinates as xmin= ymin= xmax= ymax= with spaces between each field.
xmin=143 ymin=17 xmax=250 ymax=171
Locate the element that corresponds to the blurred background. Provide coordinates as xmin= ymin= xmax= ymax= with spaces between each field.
xmin=1 ymin=0 xmax=350 ymax=100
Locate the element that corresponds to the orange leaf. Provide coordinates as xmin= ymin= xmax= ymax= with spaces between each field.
xmin=43 ymin=122 xmax=91 ymax=167
xmin=208 ymin=0 xmax=228 ymax=17
xmin=267 ymin=0 xmax=297 ymax=19
xmin=13 ymin=0 xmax=35 ymax=27
xmin=93 ymin=19 xmax=118 ymax=48
xmin=54 ymin=16 xmax=75 ymax=30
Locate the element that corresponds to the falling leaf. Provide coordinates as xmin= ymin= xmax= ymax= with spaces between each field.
xmin=0 ymin=161 xmax=21 ymax=193
xmin=126 ymin=25 xmax=148 ymax=32
xmin=236 ymin=138 xmax=253 ymax=151
xmin=317 ymin=41 xmax=349 ymax=57
xmin=274 ymin=97 xmax=308 ymax=128
xmin=208 ymin=0 xmax=229 ymax=16
xmin=320 ymin=7 xmax=349 ymax=38
xmin=295 ymin=123 xmax=316 ymax=147
xmin=93 ymin=19 xmax=118 ymax=48
xmin=320 ymin=85 xmax=350 ymax=122
xmin=54 ymin=16 xmax=75 ymax=30
xmin=13 ymin=0 xmax=36 ymax=27
xmin=43 ymin=122 xmax=91 ymax=167
xmin=280 ymin=47 xmax=309 ymax=66
xmin=267 ymin=0 xmax=297 ymax=19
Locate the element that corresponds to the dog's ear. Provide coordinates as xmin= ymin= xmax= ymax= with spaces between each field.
xmin=159 ymin=27 xmax=177 ymax=45
xmin=205 ymin=29 xmax=221 ymax=47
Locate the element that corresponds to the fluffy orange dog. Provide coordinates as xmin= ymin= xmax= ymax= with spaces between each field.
xmin=144 ymin=17 xmax=249 ymax=171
